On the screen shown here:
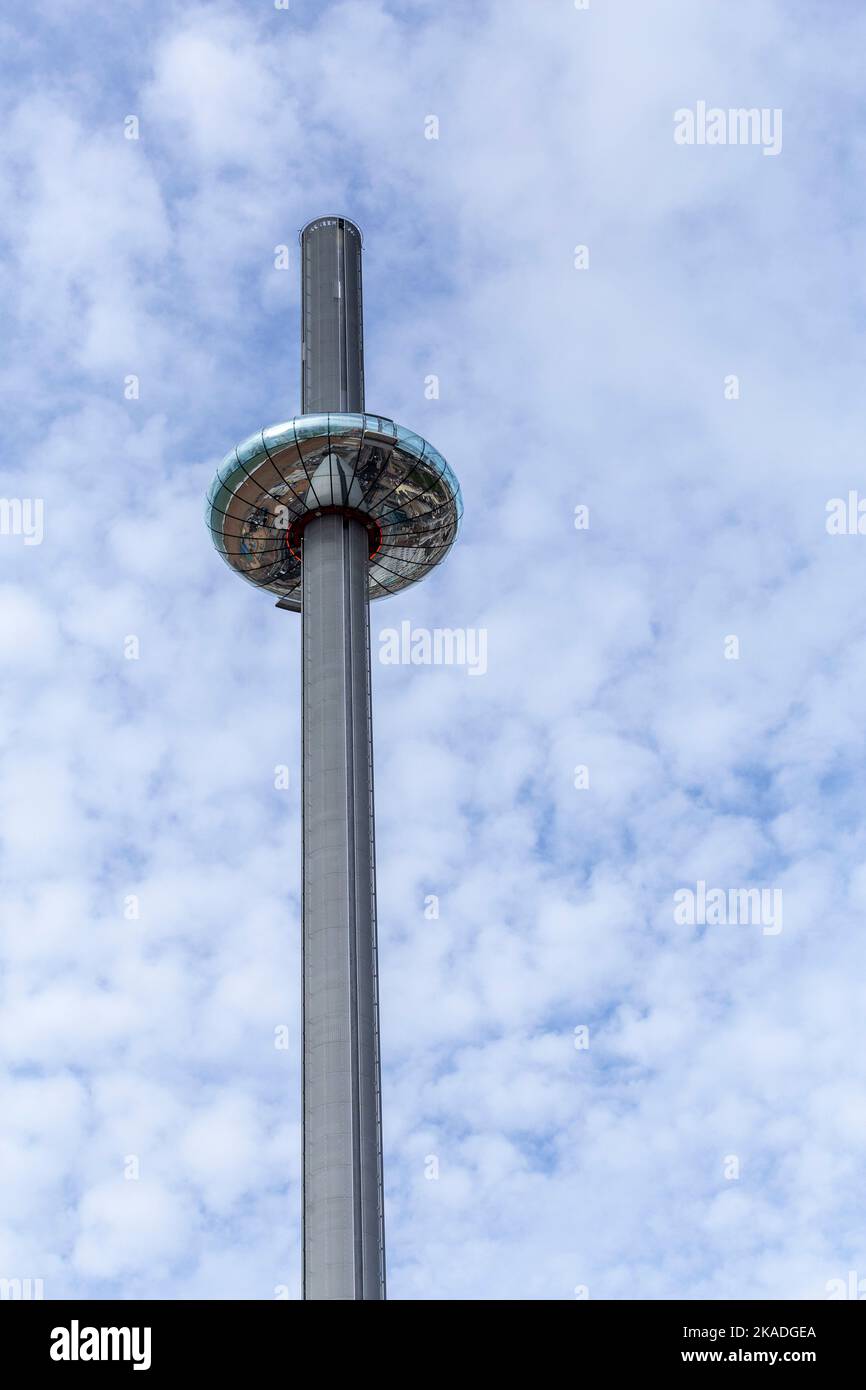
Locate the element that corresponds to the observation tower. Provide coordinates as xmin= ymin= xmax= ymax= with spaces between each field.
xmin=205 ymin=216 xmax=462 ymax=1300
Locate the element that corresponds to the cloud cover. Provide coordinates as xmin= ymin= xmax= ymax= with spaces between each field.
xmin=1 ymin=0 xmax=866 ymax=1299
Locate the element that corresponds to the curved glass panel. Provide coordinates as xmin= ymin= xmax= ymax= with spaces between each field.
xmin=294 ymin=414 xmax=330 ymax=443
xmin=362 ymin=415 xmax=397 ymax=444
xmin=236 ymin=430 xmax=267 ymax=469
xmin=262 ymin=421 xmax=298 ymax=453
xmin=217 ymin=450 xmax=244 ymax=485
xmin=327 ymin=413 xmax=365 ymax=438
xmin=393 ymin=424 xmax=430 ymax=461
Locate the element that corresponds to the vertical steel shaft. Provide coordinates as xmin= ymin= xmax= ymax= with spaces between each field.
xmin=300 ymin=217 xmax=365 ymax=415
xmin=300 ymin=218 xmax=385 ymax=1300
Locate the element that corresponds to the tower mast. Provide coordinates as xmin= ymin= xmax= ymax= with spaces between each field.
xmin=299 ymin=216 xmax=384 ymax=1300
xmin=205 ymin=215 xmax=462 ymax=1301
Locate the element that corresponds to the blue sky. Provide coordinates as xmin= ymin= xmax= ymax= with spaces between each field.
xmin=2 ymin=0 xmax=866 ymax=1300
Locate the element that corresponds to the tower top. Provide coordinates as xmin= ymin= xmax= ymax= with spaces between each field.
xmin=298 ymin=215 xmax=364 ymax=246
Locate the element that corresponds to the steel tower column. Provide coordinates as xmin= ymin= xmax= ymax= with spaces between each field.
xmin=301 ymin=215 xmax=364 ymax=415
xmin=208 ymin=214 xmax=460 ymax=1298
xmin=300 ymin=217 xmax=385 ymax=1300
